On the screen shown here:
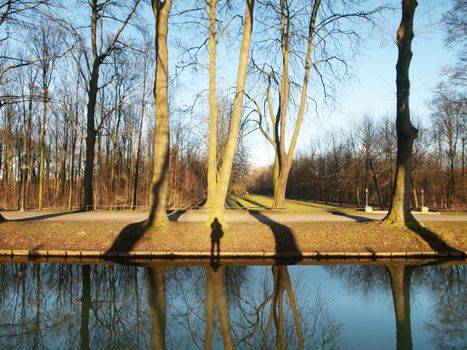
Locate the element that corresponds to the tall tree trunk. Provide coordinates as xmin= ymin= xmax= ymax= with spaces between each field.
xmin=264 ymin=0 xmax=320 ymax=209
xmin=38 ymin=86 xmax=48 ymax=211
xmin=146 ymin=0 xmax=172 ymax=228
xmin=132 ymin=58 xmax=148 ymax=210
xmin=208 ymin=0 xmax=255 ymax=225
xmin=83 ymin=60 xmax=99 ymax=210
xmin=383 ymin=0 xmax=419 ymax=227
xmin=68 ymin=127 xmax=76 ymax=210
xmin=205 ymin=0 xmax=219 ymax=208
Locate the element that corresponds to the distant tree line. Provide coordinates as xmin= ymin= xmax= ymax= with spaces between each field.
xmin=251 ymin=111 xmax=465 ymax=210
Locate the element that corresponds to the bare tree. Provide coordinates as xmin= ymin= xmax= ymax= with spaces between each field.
xmin=145 ymin=0 xmax=172 ymax=228
xmin=383 ymin=0 xmax=419 ymax=227
xmin=70 ymin=0 xmax=142 ymax=210
xmin=249 ymin=0 xmax=381 ymax=208
xmin=208 ymin=0 xmax=255 ymax=225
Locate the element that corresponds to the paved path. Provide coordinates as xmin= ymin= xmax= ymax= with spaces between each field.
xmin=1 ymin=210 xmax=466 ymax=223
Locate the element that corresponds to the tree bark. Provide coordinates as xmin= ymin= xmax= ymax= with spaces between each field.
xmin=132 ymin=56 xmax=148 ymax=210
xmin=208 ymin=0 xmax=255 ymax=225
xmin=146 ymin=0 xmax=172 ymax=228
xmin=38 ymin=85 xmax=48 ymax=211
xmin=383 ymin=0 xmax=419 ymax=227
xmin=205 ymin=0 xmax=219 ymax=209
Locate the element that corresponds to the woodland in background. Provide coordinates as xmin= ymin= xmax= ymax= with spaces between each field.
xmin=251 ymin=113 xmax=466 ymax=211
xmin=0 ymin=0 xmax=465 ymax=212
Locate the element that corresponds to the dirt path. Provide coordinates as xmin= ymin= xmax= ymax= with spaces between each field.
xmin=1 ymin=210 xmax=466 ymax=223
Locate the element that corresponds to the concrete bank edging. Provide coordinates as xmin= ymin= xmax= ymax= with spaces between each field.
xmin=0 ymin=249 xmax=465 ymax=259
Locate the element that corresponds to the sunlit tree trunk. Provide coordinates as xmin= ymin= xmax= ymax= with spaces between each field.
xmin=205 ymin=0 xmax=219 ymax=209
xmin=383 ymin=0 xmax=419 ymax=227
xmin=146 ymin=0 xmax=172 ymax=228
xmin=257 ymin=0 xmax=321 ymax=209
xmin=208 ymin=0 xmax=255 ymax=225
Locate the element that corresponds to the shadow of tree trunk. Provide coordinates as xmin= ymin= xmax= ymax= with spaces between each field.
xmin=408 ymin=226 xmax=464 ymax=256
xmin=248 ymin=210 xmax=302 ymax=264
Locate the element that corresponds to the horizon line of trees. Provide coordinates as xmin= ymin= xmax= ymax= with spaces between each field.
xmin=251 ymin=113 xmax=465 ymax=211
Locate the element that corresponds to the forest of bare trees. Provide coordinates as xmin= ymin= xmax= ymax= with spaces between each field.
xmin=0 ymin=0 xmax=465 ymax=220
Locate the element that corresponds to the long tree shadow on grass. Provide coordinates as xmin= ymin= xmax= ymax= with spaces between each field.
xmin=408 ymin=224 xmax=464 ymax=256
xmin=248 ymin=210 xmax=302 ymax=264
xmin=0 ymin=210 xmax=81 ymax=222
xmin=236 ymin=195 xmax=271 ymax=209
xmin=328 ymin=210 xmax=375 ymax=222
xmin=18 ymin=210 xmax=82 ymax=221
xmin=105 ymin=209 xmax=187 ymax=258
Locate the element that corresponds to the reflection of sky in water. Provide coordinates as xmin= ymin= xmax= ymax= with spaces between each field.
xmin=0 ymin=263 xmax=464 ymax=349
xmin=292 ymin=266 xmax=395 ymax=350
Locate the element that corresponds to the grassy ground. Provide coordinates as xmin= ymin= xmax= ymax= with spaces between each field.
xmin=216 ymin=194 xmax=362 ymax=215
xmin=0 ymin=219 xmax=465 ymax=254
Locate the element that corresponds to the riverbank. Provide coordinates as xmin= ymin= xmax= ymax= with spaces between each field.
xmin=0 ymin=217 xmax=465 ymax=259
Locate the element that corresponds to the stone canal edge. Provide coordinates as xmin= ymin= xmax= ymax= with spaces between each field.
xmin=0 ymin=249 xmax=465 ymax=259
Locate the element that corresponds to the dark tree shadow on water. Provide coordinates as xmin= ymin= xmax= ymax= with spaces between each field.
xmin=249 ymin=210 xmax=302 ymax=264
xmin=210 ymin=218 xmax=223 ymax=271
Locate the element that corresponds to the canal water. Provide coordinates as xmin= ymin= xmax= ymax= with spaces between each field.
xmin=0 ymin=262 xmax=465 ymax=349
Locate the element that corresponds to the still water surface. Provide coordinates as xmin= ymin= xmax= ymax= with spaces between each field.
xmin=0 ymin=262 xmax=465 ymax=349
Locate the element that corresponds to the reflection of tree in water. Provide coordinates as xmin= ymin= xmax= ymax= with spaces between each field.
xmin=326 ymin=263 xmax=466 ymax=350
xmin=8 ymin=263 xmax=463 ymax=348
xmin=413 ymin=265 xmax=466 ymax=349
xmin=168 ymin=265 xmax=340 ymax=349
xmin=147 ymin=266 xmax=167 ymax=350
xmin=166 ymin=265 xmax=245 ymax=349
xmin=327 ymin=264 xmax=415 ymax=350
xmin=236 ymin=266 xmax=341 ymax=350
xmin=0 ymin=263 xmax=151 ymax=349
